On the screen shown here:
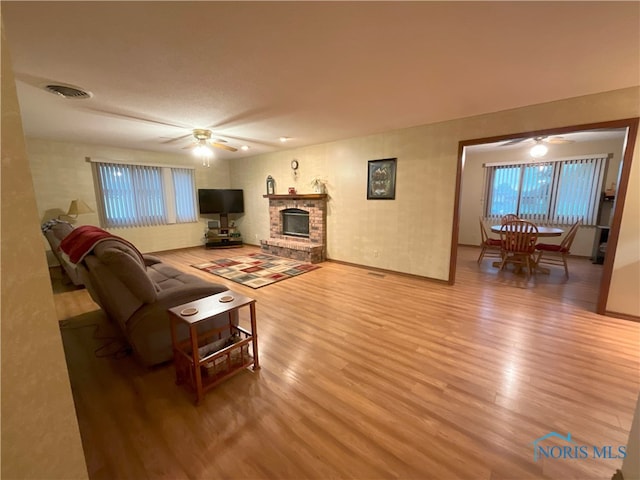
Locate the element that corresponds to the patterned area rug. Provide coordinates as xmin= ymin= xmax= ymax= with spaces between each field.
xmin=192 ymin=253 xmax=320 ymax=289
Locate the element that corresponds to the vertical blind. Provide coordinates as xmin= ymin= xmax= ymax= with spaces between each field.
xmin=553 ymin=158 xmax=605 ymax=225
xmin=94 ymin=162 xmax=197 ymax=228
xmin=484 ymin=155 xmax=607 ymax=226
xmin=172 ymin=168 xmax=197 ymax=223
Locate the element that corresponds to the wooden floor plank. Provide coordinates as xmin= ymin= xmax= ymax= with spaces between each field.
xmin=53 ymin=245 xmax=640 ymax=479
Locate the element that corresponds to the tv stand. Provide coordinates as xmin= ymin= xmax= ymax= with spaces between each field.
xmin=206 ymin=214 xmax=242 ymax=249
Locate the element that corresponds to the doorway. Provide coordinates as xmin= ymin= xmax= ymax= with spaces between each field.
xmin=449 ymin=118 xmax=639 ymax=315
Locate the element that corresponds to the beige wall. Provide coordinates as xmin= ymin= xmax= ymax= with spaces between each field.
xmin=1 ymin=21 xmax=88 ymax=479
xmin=27 ymin=138 xmax=232 ymax=263
xmin=230 ymin=87 xmax=639 ymax=315
xmin=232 ymin=123 xmax=461 ymax=279
xmin=621 ymin=393 xmax=640 ymax=480
xmin=608 ymin=135 xmax=640 ymax=316
xmin=459 ymin=138 xmax=625 ymax=257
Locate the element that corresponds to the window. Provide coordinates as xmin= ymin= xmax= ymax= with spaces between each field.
xmin=484 ymin=155 xmax=607 ymax=225
xmin=93 ymin=161 xmax=197 ymax=228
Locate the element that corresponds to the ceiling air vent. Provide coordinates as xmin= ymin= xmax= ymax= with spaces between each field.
xmin=44 ymin=84 xmax=92 ymax=99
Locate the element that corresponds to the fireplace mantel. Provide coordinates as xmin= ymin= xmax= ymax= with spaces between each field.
xmin=263 ymin=194 xmax=327 ymax=200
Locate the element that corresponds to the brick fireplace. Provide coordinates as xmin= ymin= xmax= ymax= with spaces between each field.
xmin=260 ymin=194 xmax=327 ymax=263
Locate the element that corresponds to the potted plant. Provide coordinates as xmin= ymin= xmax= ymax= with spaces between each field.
xmin=310 ymin=177 xmax=327 ymax=194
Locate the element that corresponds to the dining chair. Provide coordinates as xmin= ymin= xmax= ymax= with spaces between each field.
xmin=499 ymin=220 xmax=539 ymax=277
xmin=535 ymin=220 xmax=581 ymax=277
xmin=500 ymin=214 xmax=520 ymax=224
xmin=477 ymin=217 xmax=502 ymax=264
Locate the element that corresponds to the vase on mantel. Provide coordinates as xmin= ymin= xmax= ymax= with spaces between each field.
xmin=311 ymin=178 xmax=327 ymax=194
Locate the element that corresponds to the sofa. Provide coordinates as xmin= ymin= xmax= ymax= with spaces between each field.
xmin=72 ymin=235 xmax=231 ymax=366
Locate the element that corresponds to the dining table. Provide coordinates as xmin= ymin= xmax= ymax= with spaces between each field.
xmin=490 ymin=225 xmax=564 ymax=237
xmin=490 ymin=224 xmax=565 ymax=274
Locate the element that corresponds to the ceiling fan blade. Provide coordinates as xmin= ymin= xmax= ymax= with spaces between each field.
xmin=545 ymin=136 xmax=574 ymax=144
xmin=212 ymin=142 xmax=238 ymax=152
xmin=181 ymin=142 xmax=237 ymax=152
xmin=161 ymin=133 xmax=192 ymax=144
xmin=501 ymin=138 xmax=528 ymax=146
xmin=84 ymin=107 xmax=190 ymax=129
xmin=217 ymin=133 xmax=277 ymax=148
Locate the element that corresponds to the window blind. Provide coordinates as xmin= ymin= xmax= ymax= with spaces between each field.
xmin=94 ymin=161 xmax=197 ymax=228
xmin=172 ymin=168 xmax=197 ymax=223
xmin=484 ymin=155 xmax=607 ymax=226
xmin=552 ymin=157 xmax=606 ymax=225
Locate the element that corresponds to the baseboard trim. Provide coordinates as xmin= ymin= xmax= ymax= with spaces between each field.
xmin=604 ymin=311 xmax=640 ymax=322
xmin=326 ymin=258 xmax=449 ymax=285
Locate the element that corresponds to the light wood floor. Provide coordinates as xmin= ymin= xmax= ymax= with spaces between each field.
xmin=54 ymin=245 xmax=640 ymax=480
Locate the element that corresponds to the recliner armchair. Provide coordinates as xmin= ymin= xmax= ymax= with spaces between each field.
xmin=76 ymin=238 xmax=231 ymax=366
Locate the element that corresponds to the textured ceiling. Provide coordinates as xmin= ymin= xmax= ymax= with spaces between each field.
xmin=2 ymin=1 xmax=639 ymax=161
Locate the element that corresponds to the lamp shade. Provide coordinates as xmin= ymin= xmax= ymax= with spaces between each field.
xmin=67 ymin=199 xmax=93 ymax=216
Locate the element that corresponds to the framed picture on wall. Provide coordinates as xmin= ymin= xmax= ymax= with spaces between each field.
xmin=367 ymin=158 xmax=397 ymax=200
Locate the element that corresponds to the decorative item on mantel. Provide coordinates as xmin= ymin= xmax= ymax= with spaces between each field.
xmin=288 ymin=187 xmax=297 ymax=195
xmin=310 ymin=177 xmax=327 ymax=194
xmin=266 ymin=175 xmax=275 ymax=195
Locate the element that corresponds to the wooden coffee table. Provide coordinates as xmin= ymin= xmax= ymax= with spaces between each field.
xmin=168 ymin=291 xmax=260 ymax=404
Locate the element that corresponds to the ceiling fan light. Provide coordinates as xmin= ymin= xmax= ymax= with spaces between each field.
xmin=193 ymin=142 xmax=213 ymax=159
xmin=530 ymin=143 xmax=548 ymax=158
xmin=241 ymin=145 xmax=250 ymax=151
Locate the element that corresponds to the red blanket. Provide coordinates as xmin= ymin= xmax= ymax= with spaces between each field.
xmin=59 ymin=225 xmax=144 ymax=265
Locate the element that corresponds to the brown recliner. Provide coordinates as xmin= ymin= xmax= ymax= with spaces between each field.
xmin=77 ymin=238 xmax=231 ymax=366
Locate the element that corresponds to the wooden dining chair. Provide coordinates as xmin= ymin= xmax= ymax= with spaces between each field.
xmin=535 ymin=220 xmax=581 ymax=277
xmin=500 ymin=214 xmax=520 ymax=224
xmin=499 ymin=220 xmax=539 ymax=277
xmin=477 ymin=217 xmax=502 ymax=263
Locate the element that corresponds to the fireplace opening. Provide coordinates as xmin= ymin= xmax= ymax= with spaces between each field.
xmin=282 ymin=208 xmax=309 ymax=238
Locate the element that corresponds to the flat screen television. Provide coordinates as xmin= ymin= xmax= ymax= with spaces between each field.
xmin=198 ymin=189 xmax=244 ymax=214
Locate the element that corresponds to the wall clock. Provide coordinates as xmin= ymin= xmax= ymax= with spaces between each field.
xmin=291 ymin=159 xmax=299 ymax=171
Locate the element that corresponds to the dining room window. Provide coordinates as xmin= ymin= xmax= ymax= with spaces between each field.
xmin=484 ymin=154 xmax=608 ymax=225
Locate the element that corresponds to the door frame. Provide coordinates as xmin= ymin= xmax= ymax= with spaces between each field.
xmin=449 ymin=117 xmax=639 ymax=315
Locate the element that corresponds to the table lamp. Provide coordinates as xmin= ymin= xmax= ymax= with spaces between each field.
xmin=59 ymin=199 xmax=93 ymax=221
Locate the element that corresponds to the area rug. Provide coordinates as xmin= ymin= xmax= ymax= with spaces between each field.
xmin=192 ymin=253 xmax=320 ymax=289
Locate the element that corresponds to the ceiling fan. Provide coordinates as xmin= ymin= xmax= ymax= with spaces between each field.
xmin=500 ymin=135 xmax=575 ymax=147
xmin=83 ymin=107 xmax=244 ymax=152
xmin=180 ymin=129 xmax=238 ymax=153
xmin=173 ymin=129 xmax=238 ymax=166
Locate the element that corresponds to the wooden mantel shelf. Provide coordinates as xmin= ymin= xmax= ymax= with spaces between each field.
xmin=263 ymin=194 xmax=327 ymax=200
